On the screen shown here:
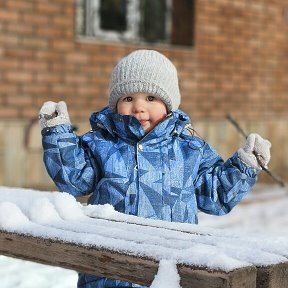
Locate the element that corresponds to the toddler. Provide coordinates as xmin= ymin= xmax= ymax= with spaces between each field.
xmin=39 ymin=49 xmax=271 ymax=288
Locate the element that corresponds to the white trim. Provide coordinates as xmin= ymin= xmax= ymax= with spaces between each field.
xmin=84 ymin=0 xmax=171 ymax=44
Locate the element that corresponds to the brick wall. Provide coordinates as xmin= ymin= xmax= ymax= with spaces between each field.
xmin=0 ymin=0 xmax=287 ymax=188
xmin=194 ymin=0 xmax=288 ymax=119
xmin=0 ymin=0 xmax=287 ymax=120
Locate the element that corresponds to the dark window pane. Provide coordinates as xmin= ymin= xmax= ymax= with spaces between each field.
xmin=139 ymin=0 xmax=167 ymax=43
xmin=171 ymin=0 xmax=195 ymax=46
xmin=100 ymin=0 xmax=127 ymax=32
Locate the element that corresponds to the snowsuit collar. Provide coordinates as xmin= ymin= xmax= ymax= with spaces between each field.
xmin=89 ymin=106 xmax=191 ymax=143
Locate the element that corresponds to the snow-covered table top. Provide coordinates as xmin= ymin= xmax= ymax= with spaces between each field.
xmin=1 ymin=186 xmax=287 ymax=273
xmin=0 ymin=186 xmax=288 ymax=288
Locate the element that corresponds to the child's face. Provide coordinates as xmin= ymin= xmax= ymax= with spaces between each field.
xmin=117 ymin=92 xmax=168 ymax=133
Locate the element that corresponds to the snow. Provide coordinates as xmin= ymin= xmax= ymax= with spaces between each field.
xmin=150 ymin=260 xmax=181 ymax=288
xmin=0 ymin=184 xmax=288 ymax=288
xmin=0 ymin=256 xmax=77 ymax=288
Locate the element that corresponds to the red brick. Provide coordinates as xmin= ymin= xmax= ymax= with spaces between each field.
xmin=50 ymin=62 xmax=76 ymax=72
xmin=7 ymin=95 xmax=33 ymax=106
xmin=0 ymin=84 xmax=19 ymax=94
xmin=21 ymin=37 xmax=48 ymax=49
xmin=65 ymin=52 xmax=89 ymax=64
xmin=0 ymin=107 xmax=18 ymax=118
xmin=35 ymin=51 xmax=63 ymax=62
xmin=35 ymin=27 xmax=64 ymax=38
xmin=0 ymin=10 xmax=19 ymax=21
xmin=51 ymin=16 xmax=72 ymax=27
xmin=19 ymin=107 xmax=39 ymax=118
xmin=64 ymin=74 xmax=88 ymax=84
xmin=4 ymin=48 xmax=34 ymax=59
xmin=5 ymin=71 xmax=33 ymax=83
xmin=35 ymin=2 xmax=64 ymax=14
xmin=51 ymin=40 xmax=74 ymax=51
xmin=0 ymin=34 xmax=19 ymax=45
xmin=6 ymin=0 xmax=35 ymax=11
xmin=51 ymin=84 xmax=76 ymax=95
xmin=6 ymin=23 xmax=34 ymax=36
xmin=76 ymin=86 xmax=101 ymax=96
xmin=22 ymin=84 xmax=49 ymax=94
xmin=22 ymin=61 xmax=49 ymax=72
xmin=0 ymin=59 xmax=19 ymax=69
xmin=36 ymin=73 xmax=63 ymax=84
xmin=22 ymin=14 xmax=50 ymax=26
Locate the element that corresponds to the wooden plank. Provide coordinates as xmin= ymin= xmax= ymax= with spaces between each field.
xmin=178 ymin=265 xmax=256 ymax=288
xmin=0 ymin=230 xmax=257 ymax=288
xmin=256 ymin=262 xmax=288 ymax=288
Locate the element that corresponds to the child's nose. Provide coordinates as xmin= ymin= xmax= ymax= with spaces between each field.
xmin=133 ymin=99 xmax=145 ymax=113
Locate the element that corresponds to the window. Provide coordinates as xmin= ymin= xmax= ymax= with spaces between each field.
xmin=76 ymin=0 xmax=195 ymax=47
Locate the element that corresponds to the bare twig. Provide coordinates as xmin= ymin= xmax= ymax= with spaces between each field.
xmin=226 ymin=114 xmax=285 ymax=187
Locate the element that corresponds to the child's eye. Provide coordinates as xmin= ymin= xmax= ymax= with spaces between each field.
xmin=123 ymin=96 xmax=133 ymax=102
xmin=147 ymin=95 xmax=155 ymax=101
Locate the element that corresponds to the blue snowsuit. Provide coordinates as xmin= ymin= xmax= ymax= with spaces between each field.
xmin=41 ymin=107 xmax=258 ymax=287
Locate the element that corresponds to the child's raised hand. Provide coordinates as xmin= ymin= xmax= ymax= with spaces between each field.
xmin=39 ymin=101 xmax=71 ymax=130
xmin=238 ymin=133 xmax=271 ymax=170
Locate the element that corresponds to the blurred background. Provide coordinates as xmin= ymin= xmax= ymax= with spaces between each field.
xmin=0 ymin=0 xmax=287 ymax=190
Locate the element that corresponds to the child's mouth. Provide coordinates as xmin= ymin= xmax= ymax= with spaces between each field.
xmin=139 ymin=119 xmax=148 ymax=125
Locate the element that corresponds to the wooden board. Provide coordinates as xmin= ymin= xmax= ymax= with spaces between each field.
xmin=0 ymin=230 xmax=257 ymax=288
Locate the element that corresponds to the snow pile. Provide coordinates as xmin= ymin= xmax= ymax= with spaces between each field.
xmin=0 ymin=202 xmax=30 ymax=229
xmin=150 ymin=260 xmax=181 ymax=288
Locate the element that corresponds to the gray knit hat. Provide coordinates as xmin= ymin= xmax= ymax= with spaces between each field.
xmin=109 ymin=49 xmax=181 ymax=112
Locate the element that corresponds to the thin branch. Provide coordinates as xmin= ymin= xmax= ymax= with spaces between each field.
xmin=226 ymin=114 xmax=285 ymax=187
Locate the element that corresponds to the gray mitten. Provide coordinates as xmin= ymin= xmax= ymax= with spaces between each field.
xmin=238 ymin=133 xmax=271 ymax=170
xmin=39 ymin=101 xmax=71 ymax=130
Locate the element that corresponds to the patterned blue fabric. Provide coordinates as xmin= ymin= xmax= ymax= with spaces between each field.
xmin=42 ymin=107 xmax=258 ymax=288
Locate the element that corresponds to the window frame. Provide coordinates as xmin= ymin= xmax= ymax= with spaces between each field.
xmin=76 ymin=0 xmax=194 ymax=48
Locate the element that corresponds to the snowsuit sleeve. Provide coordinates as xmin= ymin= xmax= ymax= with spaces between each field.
xmin=194 ymin=142 xmax=258 ymax=215
xmin=41 ymin=124 xmax=98 ymax=197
